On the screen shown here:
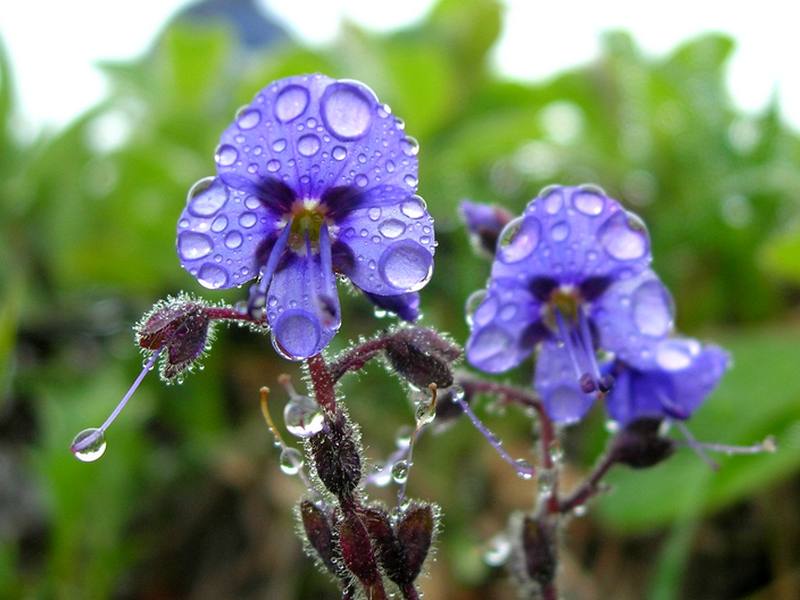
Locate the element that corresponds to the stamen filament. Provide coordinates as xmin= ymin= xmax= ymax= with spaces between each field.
xmin=578 ymin=307 xmax=603 ymax=384
xmin=554 ymin=310 xmax=585 ymax=381
xmin=255 ymin=221 xmax=293 ymax=298
xmin=674 ymin=420 xmax=720 ymax=471
xmin=454 ymin=394 xmax=535 ymax=479
xmin=71 ymin=347 xmax=163 ymax=453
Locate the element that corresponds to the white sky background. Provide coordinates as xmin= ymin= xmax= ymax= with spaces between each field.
xmin=0 ymin=0 xmax=797 ymax=132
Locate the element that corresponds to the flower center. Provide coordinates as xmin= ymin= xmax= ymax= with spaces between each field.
xmin=544 ymin=285 xmax=612 ymax=396
xmin=288 ymin=200 xmax=329 ymax=252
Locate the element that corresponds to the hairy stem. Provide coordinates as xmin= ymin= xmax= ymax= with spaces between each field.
xmin=558 ymin=449 xmax=617 ymax=514
xmin=329 ymin=336 xmax=392 ymax=381
xmin=306 ymin=354 xmax=337 ymax=413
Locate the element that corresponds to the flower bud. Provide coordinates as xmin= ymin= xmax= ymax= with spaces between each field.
xmin=612 ymin=418 xmax=675 ymax=469
xmin=362 ymin=506 xmax=406 ymax=584
xmin=395 ymin=503 xmax=435 ymax=583
xmin=460 ymin=199 xmax=513 ymax=257
xmin=299 ymin=500 xmax=344 ymax=578
xmin=337 ymin=511 xmax=384 ymax=593
xmin=519 ymin=515 xmax=558 ymax=588
xmin=384 ymin=327 xmax=462 ymax=389
xmin=135 ymin=296 xmax=212 ymax=380
xmin=309 ymin=411 xmax=362 ymax=498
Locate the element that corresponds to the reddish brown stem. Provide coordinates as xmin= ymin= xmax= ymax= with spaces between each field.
xmin=400 ymin=582 xmax=420 ymax=600
xmin=307 ymin=354 xmax=337 ymax=413
xmin=204 ymin=306 xmax=263 ymax=323
xmin=557 ymin=449 xmax=617 ymax=514
xmin=329 ymin=336 xmax=392 ymax=381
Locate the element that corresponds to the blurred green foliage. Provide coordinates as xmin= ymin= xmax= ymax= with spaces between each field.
xmin=2 ymin=0 xmax=799 ymax=598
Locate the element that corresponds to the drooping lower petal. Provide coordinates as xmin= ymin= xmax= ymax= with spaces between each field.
xmin=465 ymin=284 xmax=546 ymax=373
xmin=177 ymin=177 xmax=281 ymax=289
xmin=363 ymin=291 xmax=420 ymax=321
xmin=266 ymin=238 xmax=341 ymax=360
xmin=591 ymin=269 xmax=675 ymax=369
xmin=606 ymin=338 xmax=730 ymax=425
xmin=534 ymin=341 xmax=596 ymax=424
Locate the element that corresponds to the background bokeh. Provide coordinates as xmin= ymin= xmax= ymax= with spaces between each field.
xmin=2 ymin=0 xmax=799 ymax=598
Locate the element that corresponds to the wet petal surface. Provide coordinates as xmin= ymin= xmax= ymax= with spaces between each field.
xmin=177 ymin=177 xmax=281 ymax=289
xmin=534 ymin=341 xmax=596 ymax=424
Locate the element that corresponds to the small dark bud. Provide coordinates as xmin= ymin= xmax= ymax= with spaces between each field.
xmin=460 ymin=200 xmax=513 ymax=257
xmin=337 ymin=511 xmax=383 ymax=590
xmin=396 ymin=503 xmax=435 ymax=582
xmin=136 ymin=297 xmax=212 ymax=380
xmin=520 ymin=515 xmax=558 ymax=587
xmin=299 ymin=500 xmax=343 ymax=578
xmin=384 ymin=327 xmax=462 ymax=389
xmin=309 ymin=411 xmax=362 ymax=498
xmin=613 ymin=418 xmax=675 ymax=469
xmin=362 ymin=506 xmax=406 ymax=584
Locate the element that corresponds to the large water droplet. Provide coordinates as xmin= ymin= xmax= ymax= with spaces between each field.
xmin=279 ymin=447 xmax=304 ymax=475
xmin=197 ymin=263 xmax=229 ymax=289
xmin=572 ymin=186 xmax=606 ymax=216
xmin=178 ymin=231 xmax=213 ymax=260
xmin=283 ymin=395 xmax=325 ymax=438
xmin=71 ymin=428 xmax=107 ymax=463
xmin=297 ymin=134 xmax=321 ymax=157
xmin=321 ymin=82 xmax=372 ymax=139
xmin=541 ymin=187 xmax=564 ymax=214
xmin=632 ymin=280 xmax=673 ymax=337
xmin=187 ymin=177 xmax=229 ymax=217
xmin=273 ymin=310 xmax=321 ymax=359
xmin=391 ymin=459 xmax=409 ymax=484
xmin=378 ymin=218 xmax=406 ymax=239
xmin=599 ymin=211 xmax=649 ymax=261
xmin=498 ymin=216 xmax=541 ymax=263
xmin=415 ymin=399 xmax=436 ymax=427
xmin=379 ymin=240 xmax=433 ymax=291
xmin=465 ymin=289 xmax=488 ymax=326
xmin=224 ymin=231 xmax=243 ymax=249
xmin=236 ymin=106 xmax=261 ymax=130
xmin=274 ymin=84 xmax=309 ymax=123
xmin=400 ymin=196 xmax=426 ymax=219
xmin=467 ymin=326 xmax=512 ymax=365
xmin=215 ymin=144 xmax=238 ymax=167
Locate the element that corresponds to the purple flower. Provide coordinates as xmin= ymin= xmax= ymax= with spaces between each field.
xmin=176 ymin=74 xmax=436 ymax=360
xmin=465 ymin=185 xmax=674 ymax=423
xmin=605 ymin=337 xmax=730 ymax=425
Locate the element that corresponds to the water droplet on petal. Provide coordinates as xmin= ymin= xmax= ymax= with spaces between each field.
xmin=391 ymin=459 xmax=409 ymax=483
xmin=550 ymin=221 xmax=570 ymax=242
xmin=272 ymin=138 xmax=287 ymax=152
xmin=215 ymin=144 xmax=238 ymax=167
xmin=468 ymin=325 xmax=512 ymax=364
xmin=178 ymin=231 xmax=213 ymax=260
xmin=499 ymin=304 xmax=517 ymax=321
xmin=632 ymin=280 xmax=674 ymax=337
xmin=368 ymin=207 xmax=382 ymax=221
xmin=283 ymin=395 xmax=325 ymax=438
xmin=224 ymin=231 xmax=243 ymax=249
xmin=379 ymin=240 xmax=433 ymax=291
xmin=238 ymin=212 xmax=257 ymax=228
xmin=465 ymin=289 xmax=488 ymax=326
xmin=332 ymin=146 xmax=347 ymax=161
xmin=279 ymin=447 xmax=304 ymax=475
xmin=187 ymin=177 xmax=229 ymax=217
xmin=655 ymin=339 xmax=698 ymax=371
xmin=599 ymin=211 xmax=649 ymax=261
xmin=236 ymin=107 xmax=261 ymax=130
xmin=71 ymin=428 xmax=107 ymax=462
xmin=403 ymin=174 xmax=418 ymax=188
xmin=197 ymin=263 xmax=229 ymax=289
xmin=211 ymin=215 xmax=228 ymax=232
xmin=400 ymin=137 xmax=419 ymax=156
xmin=272 ymin=310 xmax=322 ymax=359
xmin=274 ymin=84 xmax=309 ymax=122
xmin=297 ymin=133 xmax=321 ymax=157
xmin=572 ymin=186 xmax=605 ymax=215
xmin=355 ymin=174 xmax=368 ymax=187
xmin=395 ymin=425 xmax=413 ymax=449
xmin=378 ymin=218 xmax=406 ymax=239
xmin=498 ymin=216 xmax=541 ymax=263
xmin=541 ymin=187 xmax=564 ymax=214
xmin=321 ymin=82 xmax=373 ymax=139
xmin=266 ymin=159 xmax=281 ymax=173
xmin=515 ymin=459 xmax=534 ymax=480
xmin=400 ymin=196 xmax=426 ymax=219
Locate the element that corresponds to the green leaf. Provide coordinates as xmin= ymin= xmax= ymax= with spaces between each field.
xmin=596 ymin=327 xmax=800 ymax=532
xmin=760 ymin=225 xmax=800 ymax=283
